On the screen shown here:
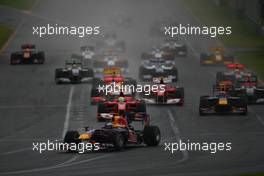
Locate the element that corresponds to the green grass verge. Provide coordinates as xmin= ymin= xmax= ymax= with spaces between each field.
xmin=237 ymin=174 xmax=264 ymax=176
xmin=0 ymin=0 xmax=36 ymax=11
xmin=185 ymin=0 xmax=264 ymax=80
xmin=185 ymin=0 xmax=264 ymax=48
xmin=0 ymin=25 xmax=13 ymax=51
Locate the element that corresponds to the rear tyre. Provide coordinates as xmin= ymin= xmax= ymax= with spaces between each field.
xmin=200 ymin=53 xmax=208 ymax=65
xmin=136 ymin=101 xmax=146 ymax=113
xmin=97 ymin=103 xmax=109 ymax=121
xmin=199 ymin=109 xmax=206 ymax=116
xmin=113 ymin=133 xmax=125 ymax=151
xmin=38 ymin=51 xmax=45 ymax=64
xmin=10 ymin=53 xmax=19 ymax=65
xmin=199 ymin=96 xmax=208 ymax=116
xmin=55 ymin=68 xmax=63 ymax=84
xmin=63 ymin=131 xmax=81 ymax=152
xmin=143 ymin=126 xmax=161 ymax=146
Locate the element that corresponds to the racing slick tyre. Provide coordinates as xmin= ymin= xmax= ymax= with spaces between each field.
xmin=139 ymin=66 xmax=153 ymax=81
xmin=168 ymin=68 xmax=178 ymax=82
xmin=199 ymin=109 xmax=205 ymax=116
xmin=90 ymin=89 xmax=101 ymax=105
xmin=136 ymin=101 xmax=146 ymax=113
xmin=113 ymin=133 xmax=125 ymax=151
xmin=37 ymin=51 xmax=45 ymax=64
xmin=55 ymin=68 xmax=64 ymax=84
xmin=143 ymin=126 xmax=161 ymax=146
xmin=216 ymin=72 xmax=223 ymax=83
xmin=10 ymin=53 xmax=20 ymax=65
xmin=174 ymin=87 xmax=184 ymax=106
xmin=240 ymin=109 xmax=248 ymax=115
xmin=199 ymin=96 xmax=209 ymax=116
xmin=237 ymin=98 xmax=248 ymax=115
xmin=63 ymin=131 xmax=81 ymax=152
xmin=199 ymin=53 xmax=208 ymax=65
xmin=97 ymin=103 xmax=108 ymax=113
xmin=91 ymin=88 xmax=100 ymax=97
xmin=97 ymin=103 xmax=109 ymax=121
xmin=92 ymin=78 xmax=104 ymax=88
xmin=82 ymin=69 xmax=94 ymax=78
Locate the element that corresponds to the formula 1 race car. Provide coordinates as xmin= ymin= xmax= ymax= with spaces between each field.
xmin=215 ymin=64 xmax=264 ymax=104
xmin=10 ymin=44 xmax=45 ymax=65
xmin=97 ymin=32 xmax=126 ymax=53
xmin=91 ymin=68 xmax=136 ymax=104
xmin=139 ymin=57 xmax=178 ymax=82
xmin=93 ymin=51 xmax=128 ymax=73
xmin=200 ymin=47 xmax=234 ymax=66
xmin=55 ymin=58 xmax=94 ymax=84
xmin=96 ymin=98 xmax=147 ymax=122
xmin=160 ymin=38 xmax=187 ymax=57
xmin=141 ymin=47 xmax=175 ymax=61
xmin=63 ymin=115 xmax=160 ymax=152
xmin=215 ymin=64 xmax=258 ymax=83
xmin=199 ymin=83 xmax=247 ymax=116
xmin=216 ymin=64 xmax=247 ymax=84
xmin=80 ymin=45 xmax=95 ymax=68
xmin=234 ymin=76 xmax=264 ymax=104
xmin=140 ymin=80 xmax=184 ymax=105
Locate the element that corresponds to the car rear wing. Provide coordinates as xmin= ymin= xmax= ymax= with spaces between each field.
xmin=153 ymin=77 xmax=172 ymax=83
xmin=21 ymin=44 xmax=35 ymax=50
xmin=227 ymin=63 xmax=245 ymax=70
xmin=213 ymin=82 xmax=233 ymax=94
xmin=103 ymin=67 xmax=121 ymax=76
xmin=210 ymin=47 xmax=224 ymax=52
xmin=100 ymin=102 xmax=149 ymax=123
xmin=80 ymin=45 xmax=94 ymax=51
xmin=65 ymin=58 xmax=82 ymax=65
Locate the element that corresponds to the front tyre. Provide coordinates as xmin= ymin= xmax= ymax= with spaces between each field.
xmin=143 ymin=126 xmax=161 ymax=146
xmin=64 ymin=131 xmax=81 ymax=152
xmin=113 ymin=133 xmax=125 ymax=151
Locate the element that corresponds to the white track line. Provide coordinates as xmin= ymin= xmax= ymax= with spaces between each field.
xmin=249 ymin=107 xmax=264 ymax=126
xmin=56 ymin=155 xmax=80 ymax=166
xmin=0 ymin=104 xmax=86 ymax=109
xmin=166 ymin=110 xmax=189 ymax=162
xmin=62 ymin=86 xmax=74 ymax=138
xmin=0 ymin=19 xmax=25 ymax=55
xmin=0 ymin=147 xmax=31 ymax=156
xmin=0 ymin=154 xmax=111 ymax=175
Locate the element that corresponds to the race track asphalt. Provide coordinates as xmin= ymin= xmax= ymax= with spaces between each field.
xmin=0 ymin=0 xmax=264 ymax=176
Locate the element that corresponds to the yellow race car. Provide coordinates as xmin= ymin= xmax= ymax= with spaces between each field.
xmin=200 ymin=47 xmax=234 ymax=65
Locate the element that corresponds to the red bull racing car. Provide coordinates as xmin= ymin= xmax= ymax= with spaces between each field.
xmin=10 ymin=44 xmax=45 ymax=65
xmin=199 ymin=83 xmax=247 ymax=116
xmin=63 ymin=117 xmax=160 ymax=152
xmin=216 ymin=64 xmax=264 ymax=104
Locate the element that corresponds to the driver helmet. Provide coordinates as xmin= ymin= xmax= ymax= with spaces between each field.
xmin=118 ymin=97 xmax=125 ymax=103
